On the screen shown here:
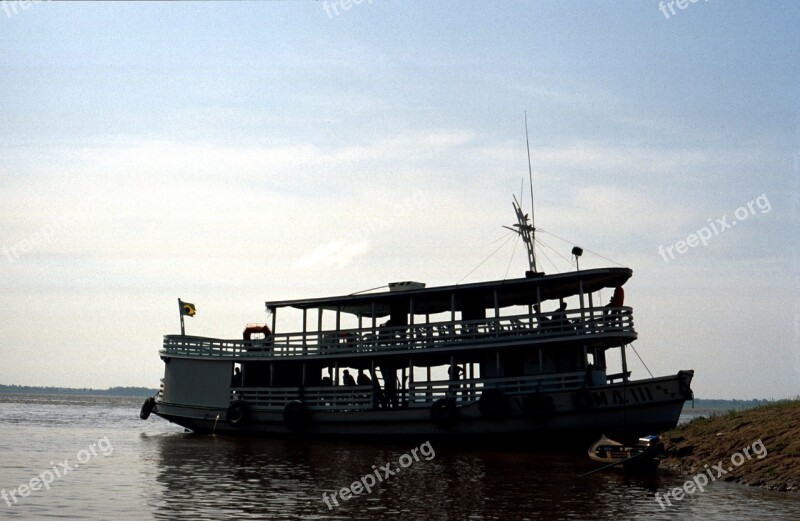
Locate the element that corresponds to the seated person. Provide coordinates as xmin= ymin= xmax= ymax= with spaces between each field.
xmin=357 ymin=369 xmax=371 ymax=385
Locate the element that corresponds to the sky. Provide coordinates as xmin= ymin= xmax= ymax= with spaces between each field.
xmin=0 ymin=1 xmax=797 ymax=399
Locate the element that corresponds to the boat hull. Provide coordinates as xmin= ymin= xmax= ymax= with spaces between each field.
xmin=153 ymin=372 xmax=692 ymax=446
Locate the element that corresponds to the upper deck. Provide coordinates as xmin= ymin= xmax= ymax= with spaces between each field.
xmin=161 ymin=268 xmax=636 ymax=363
xmin=162 ymin=304 xmax=635 ymax=362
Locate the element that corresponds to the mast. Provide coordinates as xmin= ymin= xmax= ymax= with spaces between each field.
xmin=525 ymin=110 xmax=535 ymax=231
xmin=507 ymin=196 xmax=537 ymax=275
xmin=504 ymin=112 xmax=540 ymax=276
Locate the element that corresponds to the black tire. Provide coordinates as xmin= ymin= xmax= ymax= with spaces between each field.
xmin=283 ymin=400 xmax=309 ymax=431
xmin=227 ymin=400 xmax=250 ymax=426
xmin=139 ymin=397 xmax=155 ymax=420
xmin=430 ymin=398 xmax=458 ymax=428
xmin=478 ymin=389 xmax=508 ymax=420
xmin=522 ymin=393 xmax=555 ymax=422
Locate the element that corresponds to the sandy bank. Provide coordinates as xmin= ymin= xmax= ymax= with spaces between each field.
xmin=661 ymin=399 xmax=800 ymax=492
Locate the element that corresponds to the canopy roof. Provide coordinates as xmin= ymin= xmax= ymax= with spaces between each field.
xmin=265 ymin=267 xmax=632 ymax=318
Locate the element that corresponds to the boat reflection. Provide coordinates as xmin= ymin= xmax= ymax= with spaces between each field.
xmin=140 ymin=433 xmax=689 ymax=520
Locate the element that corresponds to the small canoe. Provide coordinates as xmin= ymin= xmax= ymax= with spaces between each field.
xmin=587 ymin=434 xmax=663 ymax=474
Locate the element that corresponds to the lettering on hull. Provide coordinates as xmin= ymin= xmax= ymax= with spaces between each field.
xmin=591 ymin=385 xmax=659 ymax=408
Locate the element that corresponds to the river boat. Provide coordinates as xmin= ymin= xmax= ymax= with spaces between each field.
xmin=140 ymin=195 xmax=694 ymax=443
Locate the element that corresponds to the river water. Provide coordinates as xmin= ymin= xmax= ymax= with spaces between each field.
xmin=1 ymin=394 xmax=798 ymax=520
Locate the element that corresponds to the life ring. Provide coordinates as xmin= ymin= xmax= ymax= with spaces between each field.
xmin=430 ymin=398 xmax=458 ymax=428
xmin=283 ymin=400 xmax=309 ymax=431
xmin=572 ymin=389 xmax=594 ymax=412
xmin=478 ymin=389 xmax=507 ymax=420
xmin=139 ymin=397 xmax=155 ymax=420
xmin=227 ymin=400 xmax=250 ymax=425
xmin=522 ymin=393 xmax=555 ymax=422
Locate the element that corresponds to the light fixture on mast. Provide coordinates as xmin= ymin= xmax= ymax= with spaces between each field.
xmin=572 ymin=246 xmax=584 ymax=271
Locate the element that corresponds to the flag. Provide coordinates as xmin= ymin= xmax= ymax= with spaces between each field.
xmin=180 ymin=301 xmax=196 ymax=317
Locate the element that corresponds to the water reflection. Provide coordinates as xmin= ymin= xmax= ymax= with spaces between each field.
xmin=141 ymin=433 xmax=797 ymax=521
xmin=4 ymin=395 xmax=798 ymax=520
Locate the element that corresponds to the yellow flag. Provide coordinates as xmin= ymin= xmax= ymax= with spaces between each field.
xmin=180 ymin=301 xmax=196 ymax=317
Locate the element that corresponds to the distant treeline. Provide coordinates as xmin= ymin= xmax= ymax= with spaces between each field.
xmin=0 ymin=385 xmax=157 ymax=397
xmin=691 ymin=398 xmax=790 ymax=410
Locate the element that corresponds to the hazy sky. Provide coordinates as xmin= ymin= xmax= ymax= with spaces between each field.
xmin=1 ymin=1 xmax=798 ymax=399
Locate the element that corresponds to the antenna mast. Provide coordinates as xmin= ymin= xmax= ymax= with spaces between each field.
xmin=503 ymin=112 xmax=539 ymax=276
xmin=525 ymin=110 xmax=535 ymax=230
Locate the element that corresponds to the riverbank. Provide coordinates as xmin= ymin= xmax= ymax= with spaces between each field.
xmin=662 ymin=399 xmax=800 ymax=492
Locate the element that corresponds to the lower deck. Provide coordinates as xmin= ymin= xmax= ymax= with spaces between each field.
xmin=153 ymin=371 xmax=694 ymax=444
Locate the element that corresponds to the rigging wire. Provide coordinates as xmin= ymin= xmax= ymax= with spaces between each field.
xmin=349 ymin=285 xmax=389 ymax=295
xmin=533 ymin=239 xmax=559 ymax=273
xmin=537 ymin=228 xmax=625 ymax=267
xmin=534 ymin=237 xmax=574 ymax=268
xmin=503 ymin=231 xmax=520 ymax=280
xmin=456 ymin=232 xmax=517 ymax=285
xmin=491 ymin=229 xmax=517 ymax=244
xmin=629 ymin=343 xmax=654 ymax=378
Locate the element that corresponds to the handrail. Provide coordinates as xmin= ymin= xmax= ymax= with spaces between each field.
xmin=226 ymin=372 xmax=589 ymax=411
xmin=162 ymin=306 xmax=635 ymax=360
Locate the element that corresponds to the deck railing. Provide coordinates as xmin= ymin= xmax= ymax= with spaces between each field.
xmin=226 ymin=372 xmax=588 ymax=412
xmin=231 ymin=385 xmax=375 ymax=411
xmin=162 ymin=306 xmax=634 ymax=360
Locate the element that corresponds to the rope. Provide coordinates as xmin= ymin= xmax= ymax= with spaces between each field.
xmin=629 ymin=343 xmax=654 ymax=378
xmin=537 ymin=228 xmax=625 ymax=267
xmin=456 ymin=232 xmax=517 ymax=285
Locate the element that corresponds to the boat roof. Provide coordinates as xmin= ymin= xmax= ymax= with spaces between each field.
xmin=265 ymin=267 xmax=632 ymax=318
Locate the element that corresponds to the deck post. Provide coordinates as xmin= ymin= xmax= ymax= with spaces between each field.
xmin=493 ymin=289 xmax=499 ymax=318
xmin=579 ymin=280 xmax=586 ymax=325
xmin=270 ymin=306 xmax=277 ymax=348
xmin=409 ymin=298 xmax=415 ymax=349
xmin=621 ymin=344 xmax=629 ymax=382
xmin=371 ymin=302 xmax=377 ymax=349
xmin=408 ymin=358 xmax=414 ymax=405
xmin=317 ymin=308 xmax=324 ymax=351
xmin=302 ymin=308 xmax=308 ymax=354
xmin=468 ymin=362 xmax=475 ymax=400
xmin=426 ymin=366 xmax=432 ymax=402
xmin=450 ymin=293 xmax=456 ymax=323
